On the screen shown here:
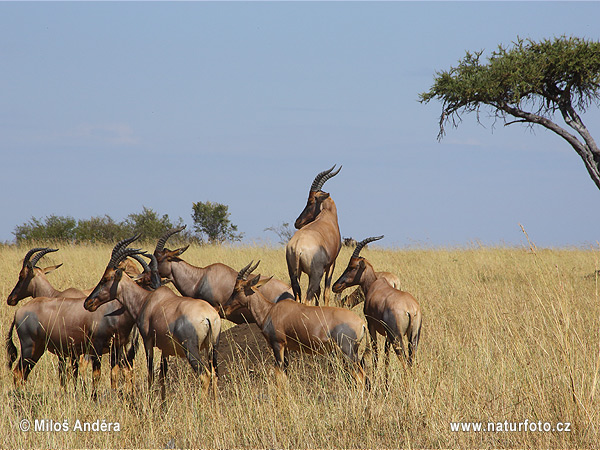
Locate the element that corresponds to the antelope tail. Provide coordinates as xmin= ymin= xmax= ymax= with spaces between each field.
xmin=207 ymin=317 xmax=219 ymax=377
xmin=125 ymin=325 xmax=140 ymax=370
xmin=6 ymin=317 xmax=18 ymax=370
xmin=359 ymin=324 xmax=371 ymax=370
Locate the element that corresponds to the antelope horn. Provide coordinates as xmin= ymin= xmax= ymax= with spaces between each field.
xmin=22 ymin=247 xmax=51 ymax=267
xmin=108 ymin=234 xmax=141 ymax=268
xmin=111 ymin=234 xmax=141 ymax=260
xmin=28 ymin=247 xmax=59 ymax=268
xmin=310 ymin=164 xmax=342 ymax=192
xmin=154 ymin=225 xmax=186 ymax=253
xmin=237 ymin=260 xmax=260 ymax=280
xmin=147 ymin=253 xmax=158 ymax=273
xmin=130 ymin=254 xmax=150 ymax=273
xmin=352 ymin=235 xmax=384 ymax=259
xmin=110 ymin=247 xmax=146 ymax=269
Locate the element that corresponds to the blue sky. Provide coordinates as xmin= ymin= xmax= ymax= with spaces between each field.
xmin=1 ymin=2 xmax=600 ymax=248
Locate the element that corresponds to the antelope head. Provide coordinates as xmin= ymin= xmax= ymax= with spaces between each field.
xmin=153 ymin=225 xmax=190 ymax=279
xmin=7 ymin=247 xmax=61 ymax=306
xmin=222 ymin=261 xmax=270 ymax=318
xmin=332 ymin=235 xmax=383 ymax=294
xmin=130 ymin=253 xmax=162 ymax=290
xmin=84 ymin=234 xmax=145 ymax=312
xmin=294 ymin=165 xmax=341 ymax=229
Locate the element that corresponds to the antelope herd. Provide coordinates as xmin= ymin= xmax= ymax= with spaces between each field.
xmin=5 ymin=165 xmax=423 ymax=399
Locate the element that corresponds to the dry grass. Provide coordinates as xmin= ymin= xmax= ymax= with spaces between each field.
xmin=1 ymin=242 xmax=599 ymax=448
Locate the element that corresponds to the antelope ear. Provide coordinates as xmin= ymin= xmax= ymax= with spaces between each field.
xmin=132 ymin=273 xmax=144 ymax=281
xmin=42 ymin=264 xmax=63 ymax=274
xmin=250 ymin=275 xmax=273 ymax=292
xmin=175 ymin=245 xmax=190 ymax=256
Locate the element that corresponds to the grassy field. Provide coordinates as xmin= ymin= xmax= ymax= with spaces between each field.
xmin=0 ymin=242 xmax=599 ymax=448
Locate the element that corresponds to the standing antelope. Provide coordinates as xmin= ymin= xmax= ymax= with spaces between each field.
xmin=153 ymin=226 xmax=293 ymax=324
xmin=286 ymin=165 xmax=342 ymax=305
xmin=222 ymin=261 xmax=369 ymax=388
xmin=84 ymin=240 xmax=221 ymax=400
xmin=5 ymin=238 xmax=150 ymax=395
xmin=333 ymin=236 xmax=422 ymax=383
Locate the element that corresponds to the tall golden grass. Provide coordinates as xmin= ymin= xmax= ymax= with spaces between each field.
xmin=1 ymin=242 xmax=599 ymax=447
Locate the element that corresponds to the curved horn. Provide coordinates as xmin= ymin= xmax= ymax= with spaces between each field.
xmin=352 ymin=235 xmax=384 ymax=259
xmin=147 ymin=253 xmax=158 ymax=274
xmin=111 ymin=234 xmax=141 ymax=260
xmin=237 ymin=260 xmax=260 ymax=280
xmin=110 ymin=247 xmax=145 ymax=269
xmin=310 ymin=164 xmax=342 ymax=192
xmin=28 ymin=247 xmax=59 ymax=268
xmin=130 ymin=254 xmax=150 ymax=273
xmin=154 ymin=225 xmax=186 ymax=253
xmin=108 ymin=235 xmax=141 ymax=268
xmin=22 ymin=247 xmax=50 ymax=267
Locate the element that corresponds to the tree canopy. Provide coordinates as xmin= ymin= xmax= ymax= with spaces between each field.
xmin=191 ymin=201 xmax=243 ymax=244
xmin=420 ymin=36 xmax=600 ymax=189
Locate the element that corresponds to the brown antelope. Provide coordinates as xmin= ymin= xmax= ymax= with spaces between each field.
xmin=84 ymin=241 xmax=221 ymax=400
xmin=5 ymin=237 xmax=147 ymax=395
xmin=222 ymin=261 xmax=369 ymax=388
xmin=7 ymin=247 xmax=91 ymax=305
xmin=333 ymin=236 xmax=422 ymax=382
xmin=340 ymin=271 xmax=402 ymax=309
xmin=153 ymin=226 xmax=293 ymax=324
xmin=7 ymin=246 xmax=150 ymax=306
xmin=286 ymin=165 xmax=342 ymax=306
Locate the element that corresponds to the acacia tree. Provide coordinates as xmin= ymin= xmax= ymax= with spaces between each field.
xmin=420 ymin=36 xmax=600 ymax=189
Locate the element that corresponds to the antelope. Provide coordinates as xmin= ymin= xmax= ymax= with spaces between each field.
xmin=5 ymin=237 xmax=149 ymax=395
xmin=286 ymin=165 xmax=342 ymax=306
xmin=333 ymin=236 xmax=422 ymax=383
xmin=84 ymin=240 xmax=221 ymax=400
xmin=153 ymin=226 xmax=293 ymax=324
xmin=7 ymin=246 xmax=149 ymax=306
xmin=222 ymin=261 xmax=369 ymax=388
xmin=340 ymin=271 xmax=402 ymax=309
xmin=7 ymin=247 xmax=91 ymax=305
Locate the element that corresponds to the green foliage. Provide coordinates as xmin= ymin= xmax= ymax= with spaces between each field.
xmin=122 ymin=206 xmax=184 ymax=242
xmin=75 ymin=215 xmax=125 ymax=243
xmin=191 ymin=201 xmax=243 ymax=244
xmin=13 ymin=207 xmax=183 ymax=244
xmin=420 ymin=36 xmax=600 ymax=138
xmin=14 ymin=215 xmax=77 ymax=243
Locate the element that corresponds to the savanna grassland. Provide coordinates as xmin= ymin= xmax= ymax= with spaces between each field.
xmin=1 ymin=243 xmax=599 ymax=448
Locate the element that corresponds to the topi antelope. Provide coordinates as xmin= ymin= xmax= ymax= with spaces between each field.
xmin=333 ymin=236 xmax=422 ymax=383
xmin=84 ymin=238 xmax=221 ymax=400
xmin=7 ymin=247 xmax=91 ymax=305
xmin=340 ymin=271 xmax=402 ymax=309
xmin=153 ymin=225 xmax=293 ymax=324
xmin=5 ymin=240 xmax=148 ymax=394
xmin=222 ymin=261 xmax=369 ymax=388
xmin=286 ymin=165 xmax=342 ymax=305
xmin=7 ymin=246 xmax=151 ymax=306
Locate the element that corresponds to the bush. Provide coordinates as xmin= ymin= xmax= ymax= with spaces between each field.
xmin=12 ymin=207 xmax=185 ymax=245
xmin=75 ymin=215 xmax=125 ymax=243
xmin=14 ymin=215 xmax=77 ymax=243
xmin=122 ymin=206 xmax=185 ymax=242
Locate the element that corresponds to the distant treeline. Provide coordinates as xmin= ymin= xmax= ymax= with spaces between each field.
xmin=13 ymin=203 xmax=243 ymax=245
